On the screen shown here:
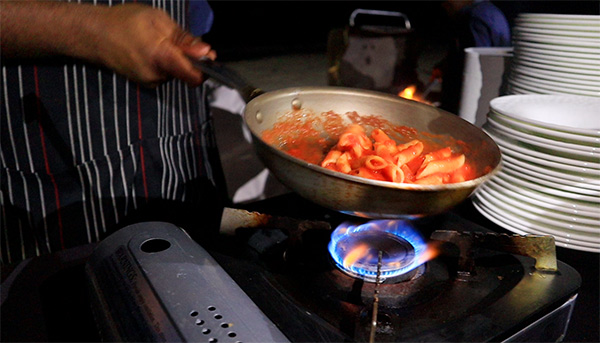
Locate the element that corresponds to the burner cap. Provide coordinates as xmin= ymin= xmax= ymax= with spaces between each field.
xmin=328 ymin=220 xmax=427 ymax=282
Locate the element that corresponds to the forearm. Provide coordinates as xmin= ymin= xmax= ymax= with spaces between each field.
xmin=1 ymin=0 xmax=215 ymax=87
xmin=1 ymin=0 xmax=107 ymax=62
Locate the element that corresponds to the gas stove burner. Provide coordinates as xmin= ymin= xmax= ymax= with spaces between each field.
xmin=328 ymin=220 xmax=429 ymax=283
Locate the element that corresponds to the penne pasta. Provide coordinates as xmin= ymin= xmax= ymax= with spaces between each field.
xmin=321 ymin=150 xmax=342 ymax=168
xmin=371 ymin=128 xmax=391 ymax=143
xmin=364 ymin=155 xmax=387 ymax=170
xmin=336 ymin=152 xmax=353 ymax=174
xmin=421 ymin=147 xmax=452 ymax=166
xmin=319 ymin=124 xmax=473 ymax=185
xmin=383 ymin=164 xmax=405 ymax=183
xmin=373 ymin=142 xmax=396 ymax=164
xmin=395 ymin=140 xmax=424 ymax=167
xmin=416 ymin=154 xmax=465 ymax=179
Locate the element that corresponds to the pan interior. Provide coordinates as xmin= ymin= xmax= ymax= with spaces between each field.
xmin=242 ymin=87 xmax=502 ymax=217
xmin=244 ymin=87 xmax=501 ymax=177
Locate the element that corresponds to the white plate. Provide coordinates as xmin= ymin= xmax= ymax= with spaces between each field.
xmin=514 ymin=22 xmax=600 ymax=35
xmin=477 ymin=184 xmax=600 ymax=231
xmin=500 ymin=156 xmax=600 ymax=191
xmin=493 ymin=166 xmax=600 ymax=203
xmin=513 ymin=41 xmax=598 ymax=61
xmin=513 ymin=56 xmax=600 ymax=76
xmin=509 ymin=69 xmax=600 ymax=90
xmin=483 ymin=178 xmax=600 ymax=221
xmin=474 ymin=189 xmax=600 ymax=242
xmin=489 ymin=94 xmax=600 ymax=135
xmin=472 ymin=198 xmax=600 ymax=253
xmin=516 ymin=40 xmax=600 ymax=55
xmin=514 ymin=30 xmax=600 ymax=47
xmin=512 ymin=64 xmax=600 ymax=85
xmin=486 ymin=114 xmax=599 ymax=154
xmin=488 ymin=175 xmax=600 ymax=215
xmin=515 ymin=45 xmax=600 ymax=62
xmin=488 ymin=109 xmax=600 ymax=146
xmin=492 ymin=136 xmax=600 ymax=178
xmin=506 ymin=82 xmax=600 ymax=99
xmin=506 ymin=82 xmax=600 ymax=98
xmin=517 ymin=14 xmax=600 ymax=24
xmin=484 ymin=128 xmax=600 ymax=171
xmin=474 ymin=192 xmax=600 ymax=245
xmin=505 ymin=84 xmax=538 ymax=96
xmin=475 ymin=189 xmax=600 ymax=238
xmin=488 ymin=123 xmax=600 ymax=164
xmin=507 ymin=76 xmax=600 ymax=98
xmin=501 ymin=162 xmax=600 ymax=196
xmin=514 ymin=42 xmax=600 ymax=64
xmin=474 ymin=200 xmax=600 ymax=253
xmin=486 ymin=117 xmax=600 ymax=157
xmin=515 ymin=51 xmax=600 ymax=70
xmin=500 ymin=153 xmax=600 ymax=186
xmin=514 ymin=25 xmax=600 ymax=38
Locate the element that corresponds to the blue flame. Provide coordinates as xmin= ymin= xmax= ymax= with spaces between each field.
xmin=328 ymin=220 xmax=427 ymax=281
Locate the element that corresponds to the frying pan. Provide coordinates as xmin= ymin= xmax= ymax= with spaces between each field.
xmin=195 ymin=58 xmax=502 ymax=218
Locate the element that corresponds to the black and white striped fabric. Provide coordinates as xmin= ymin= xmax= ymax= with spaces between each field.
xmin=0 ymin=0 xmax=226 ymax=264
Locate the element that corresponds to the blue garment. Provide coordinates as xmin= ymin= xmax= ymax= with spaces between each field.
xmin=460 ymin=0 xmax=511 ymax=47
xmin=189 ymin=0 xmax=214 ymax=36
xmin=440 ymin=0 xmax=511 ymax=114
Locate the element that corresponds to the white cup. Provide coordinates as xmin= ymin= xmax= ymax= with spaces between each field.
xmin=459 ymin=47 xmax=513 ymax=127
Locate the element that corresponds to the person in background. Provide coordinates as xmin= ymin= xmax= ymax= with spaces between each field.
xmin=437 ymin=0 xmax=511 ymax=114
xmin=0 ymin=0 xmax=224 ymax=265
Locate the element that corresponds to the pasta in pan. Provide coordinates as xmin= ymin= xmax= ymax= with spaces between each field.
xmin=320 ymin=124 xmax=474 ymax=185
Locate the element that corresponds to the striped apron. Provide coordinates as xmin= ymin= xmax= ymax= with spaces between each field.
xmin=0 ymin=0 xmax=226 ymax=264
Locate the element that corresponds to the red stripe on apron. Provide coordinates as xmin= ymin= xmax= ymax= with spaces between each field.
xmin=34 ymin=66 xmax=65 ymax=249
xmin=136 ymin=85 xmax=149 ymax=200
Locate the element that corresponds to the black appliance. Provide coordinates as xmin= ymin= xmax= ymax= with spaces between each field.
xmin=0 ymin=194 xmax=587 ymax=342
xmin=83 ymin=198 xmax=581 ymax=342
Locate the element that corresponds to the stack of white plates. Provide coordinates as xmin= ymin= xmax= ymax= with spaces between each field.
xmin=508 ymin=13 xmax=600 ymax=97
xmin=474 ymin=94 xmax=600 ymax=252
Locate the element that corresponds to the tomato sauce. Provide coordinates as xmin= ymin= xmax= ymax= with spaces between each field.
xmin=261 ymin=110 xmax=482 ymax=184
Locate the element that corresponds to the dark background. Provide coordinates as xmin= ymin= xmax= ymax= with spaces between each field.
xmin=203 ymin=0 xmax=600 ymax=61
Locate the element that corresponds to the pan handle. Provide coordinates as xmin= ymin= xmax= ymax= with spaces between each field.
xmin=191 ymin=57 xmax=264 ymax=103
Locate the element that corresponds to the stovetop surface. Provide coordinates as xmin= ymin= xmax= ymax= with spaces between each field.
xmin=0 ymin=193 xmax=596 ymax=342
xmin=208 ymin=195 xmax=581 ymax=342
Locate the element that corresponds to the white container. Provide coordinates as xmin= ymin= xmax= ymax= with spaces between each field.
xmin=458 ymin=47 xmax=513 ymax=127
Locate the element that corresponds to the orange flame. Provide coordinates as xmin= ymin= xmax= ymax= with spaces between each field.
xmin=417 ymin=241 xmax=441 ymax=265
xmin=398 ymin=85 xmax=431 ymax=105
xmin=398 ymin=85 xmax=417 ymax=100
xmin=343 ymin=243 xmax=370 ymax=268
xmin=342 ymin=241 xmax=441 ymax=271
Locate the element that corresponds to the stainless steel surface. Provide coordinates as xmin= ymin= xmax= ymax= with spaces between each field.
xmin=197 ymin=58 xmax=502 ymax=218
xmin=85 ymin=222 xmax=290 ymax=343
xmin=193 ymin=57 xmax=264 ymax=103
xmin=349 ymin=9 xmax=412 ymax=30
xmin=244 ymin=87 xmax=502 ymax=218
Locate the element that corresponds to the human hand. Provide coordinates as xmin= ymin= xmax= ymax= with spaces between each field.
xmin=89 ymin=3 xmax=216 ymax=87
